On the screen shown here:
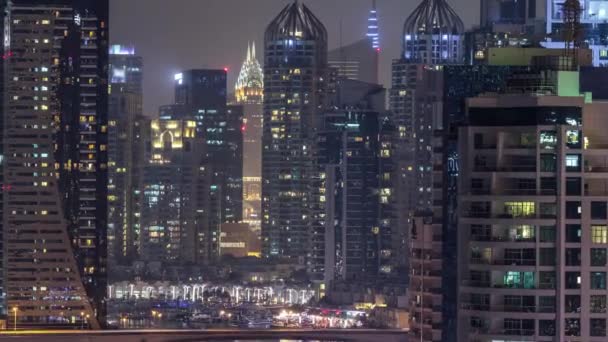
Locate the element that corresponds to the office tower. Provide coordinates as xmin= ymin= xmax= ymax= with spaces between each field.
xmin=327 ymin=1 xmax=379 ymax=84
xmin=235 ymin=42 xmax=264 ymax=231
xmin=311 ymin=79 xmax=394 ymax=287
xmin=175 ymin=69 xmax=227 ymax=110
xmin=262 ymin=1 xmax=328 ymax=260
xmin=328 ymin=39 xmax=379 ymax=84
xmin=172 ymin=70 xmax=243 ymax=224
xmin=140 ymin=119 xmax=203 ymax=263
xmin=108 ymin=45 xmax=143 ymax=266
xmin=390 ymin=0 xmax=464 ymax=273
xmin=0 ymin=0 xmax=107 ymax=328
xmin=544 ymin=0 xmax=608 ymax=66
xmin=458 ymin=63 xmax=608 ymax=341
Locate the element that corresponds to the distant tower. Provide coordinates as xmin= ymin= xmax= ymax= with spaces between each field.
xmin=235 ymin=42 xmax=264 ymax=231
xmin=235 ymin=41 xmax=264 ymax=104
xmin=367 ymin=0 xmax=380 ymax=50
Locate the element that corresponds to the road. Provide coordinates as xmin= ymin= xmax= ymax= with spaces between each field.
xmin=0 ymin=329 xmax=408 ymax=342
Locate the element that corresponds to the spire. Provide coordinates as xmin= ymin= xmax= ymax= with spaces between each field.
xmin=247 ymin=41 xmax=251 ymax=61
xmin=252 ymin=41 xmax=256 ymax=59
xmin=367 ymin=0 xmax=380 ymax=50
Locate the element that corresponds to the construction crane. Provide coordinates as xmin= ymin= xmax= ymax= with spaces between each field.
xmin=562 ymin=0 xmax=582 ymax=68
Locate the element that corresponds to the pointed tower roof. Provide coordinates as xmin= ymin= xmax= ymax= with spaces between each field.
xmin=403 ymin=0 xmax=464 ymax=35
xmin=235 ymin=41 xmax=264 ymax=103
xmin=265 ymin=0 xmax=327 ymax=42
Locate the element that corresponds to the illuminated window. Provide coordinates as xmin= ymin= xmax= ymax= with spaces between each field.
xmin=566 ymin=154 xmax=581 ymax=171
xmin=504 ymin=202 xmax=535 ymax=218
xmin=593 ymin=226 xmax=608 ymax=244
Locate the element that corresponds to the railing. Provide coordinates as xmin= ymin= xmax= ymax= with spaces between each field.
xmin=460 ymin=303 xmax=555 ymax=313
xmin=464 ymin=212 xmax=541 ymax=219
xmin=471 ymin=258 xmax=536 ymax=266
xmin=585 ymin=166 xmax=608 ymax=173
xmin=470 ymin=235 xmax=535 ymax=243
xmin=461 ymin=280 xmax=541 ymax=290
xmin=469 ymin=328 xmax=535 ymax=336
xmin=473 ymin=165 xmax=537 ymax=172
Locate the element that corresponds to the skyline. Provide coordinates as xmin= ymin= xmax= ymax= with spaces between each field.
xmin=109 ymin=0 xmax=479 ymax=115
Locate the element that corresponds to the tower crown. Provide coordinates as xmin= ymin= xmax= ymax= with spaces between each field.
xmin=265 ymin=1 xmax=327 ymax=42
xmin=403 ymin=0 xmax=464 ymax=36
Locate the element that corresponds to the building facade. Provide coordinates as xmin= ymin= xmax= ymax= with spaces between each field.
xmin=458 ymin=67 xmax=608 ymax=341
xmin=1 ymin=0 xmax=108 ymax=328
xmin=140 ymin=119 xmax=204 ymax=264
xmin=261 ymin=1 xmax=328 ymax=260
xmin=108 ymin=45 xmax=143 ymax=266
xmin=313 ymin=80 xmax=394 ymax=286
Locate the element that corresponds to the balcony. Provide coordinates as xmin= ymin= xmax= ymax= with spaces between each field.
xmin=469 ymin=328 xmax=535 ymax=337
xmin=461 ymin=303 xmax=554 ymax=313
xmin=467 ymin=189 xmax=556 ymax=197
xmin=473 ymin=165 xmax=536 ymax=173
xmin=461 ymin=280 xmax=545 ymax=290
xmin=470 ymin=258 xmax=536 ymax=266
xmin=470 ymin=235 xmax=535 ymax=243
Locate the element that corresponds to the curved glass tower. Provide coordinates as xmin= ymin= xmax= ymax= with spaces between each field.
xmin=262 ymin=0 xmax=328 ymax=260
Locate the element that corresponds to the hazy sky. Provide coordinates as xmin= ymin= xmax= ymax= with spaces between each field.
xmin=110 ymin=0 xmax=479 ymax=115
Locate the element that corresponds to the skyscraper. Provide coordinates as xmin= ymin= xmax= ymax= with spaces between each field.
xmin=172 ymin=69 xmax=243 ymax=224
xmin=108 ymin=45 xmax=143 ymax=266
xmin=235 ymin=42 xmax=264 ymax=231
xmin=262 ymin=1 xmax=328 ymax=260
xmin=140 ymin=119 xmax=203 ymax=263
xmin=390 ymin=0 xmax=464 ymax=274
xmin=311 ymin=79 xmax=394 ymax=287
xmin=1 ymin=0 xmax=107 ymax=328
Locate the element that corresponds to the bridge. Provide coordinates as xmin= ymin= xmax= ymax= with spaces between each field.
xmin=0 ymin=329 xmax=408 ymax=342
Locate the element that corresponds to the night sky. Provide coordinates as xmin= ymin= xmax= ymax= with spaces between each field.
xmin=110 ymin=0 xmax=478 ymax=116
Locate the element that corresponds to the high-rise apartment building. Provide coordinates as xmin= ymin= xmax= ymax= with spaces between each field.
xmin=1 ymin=0 xmax=107 ymax=328
xmin=390 ymin=0 xmax=464 ymax=273
xmin=262 ymin=1 xmax=328 ymax=260
xmin=108 ymin=45 xmax=143 ymax=266
xmin=311 ymin=79 xmax=394 ymax=287
xmin=458 ymin=64 xmax=608 ymax=341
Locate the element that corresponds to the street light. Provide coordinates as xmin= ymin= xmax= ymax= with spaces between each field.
xmin=12 ymin=307 xmax=17 ymax=331
xmin=80 ymin=311 xmax=85 ymax=329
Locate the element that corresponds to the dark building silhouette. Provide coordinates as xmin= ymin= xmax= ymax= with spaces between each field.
xmin=311 ymin=79 xmax=394 ymax=289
